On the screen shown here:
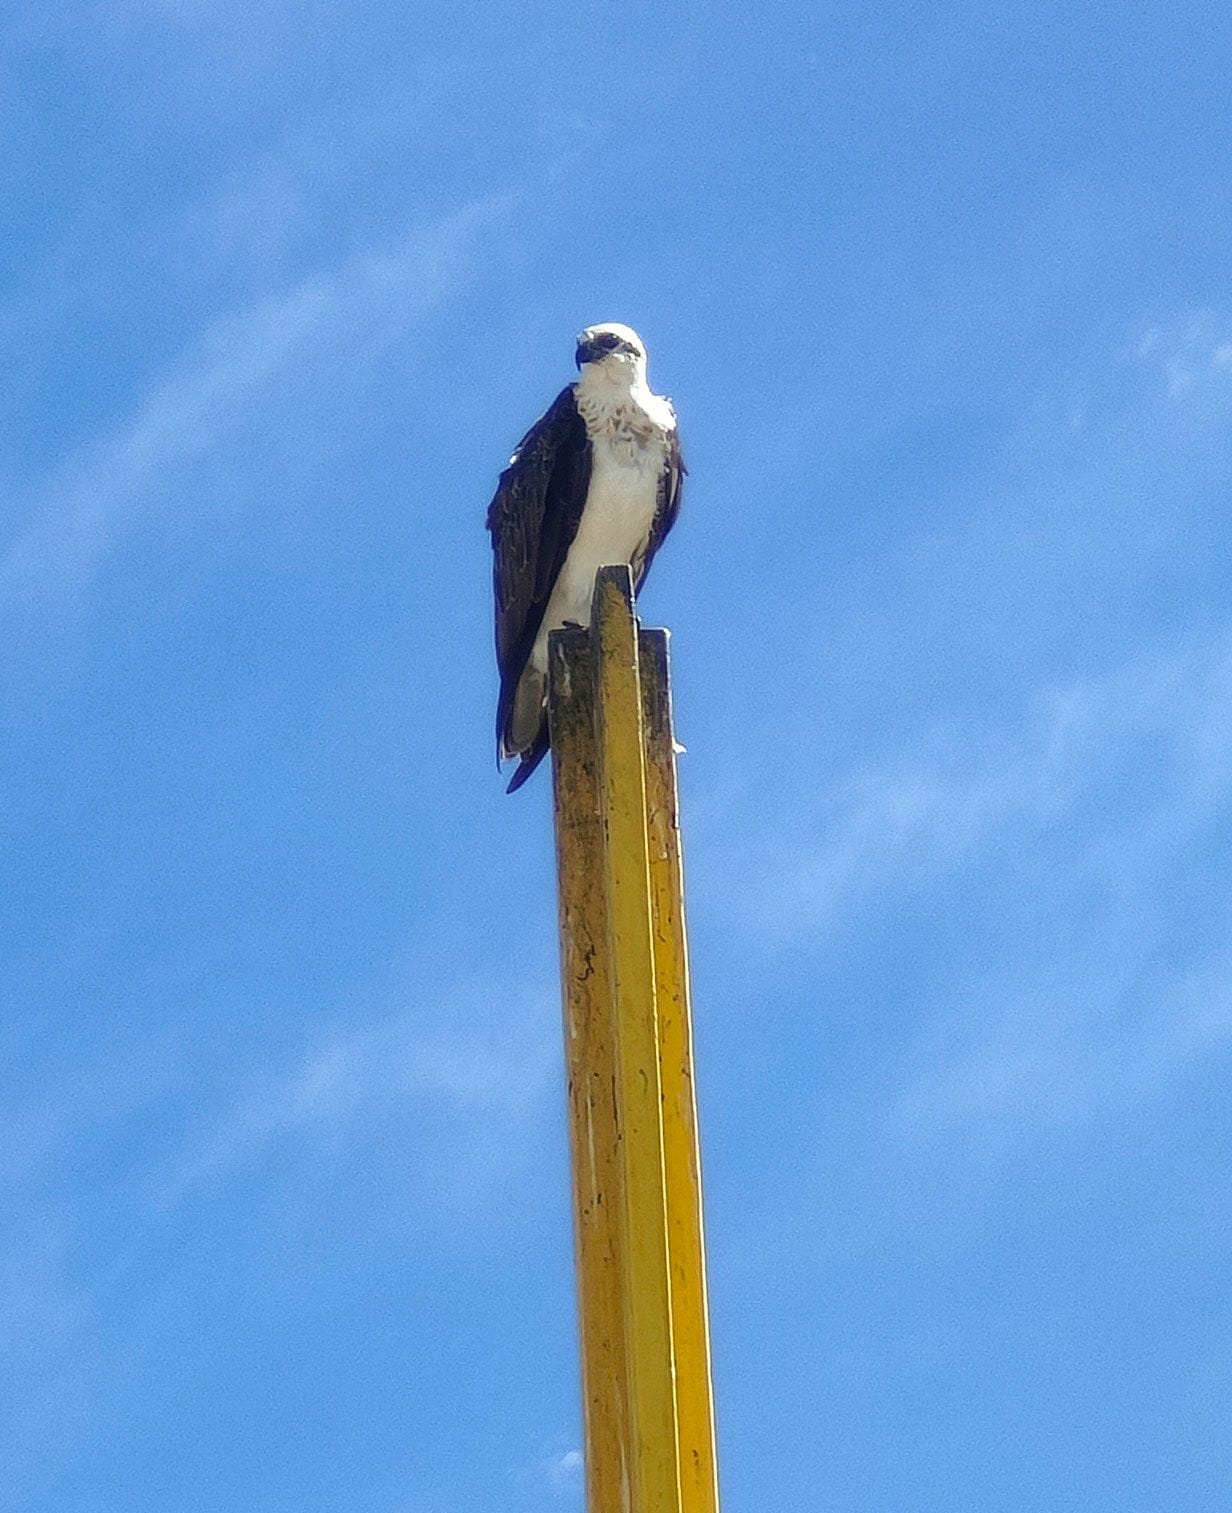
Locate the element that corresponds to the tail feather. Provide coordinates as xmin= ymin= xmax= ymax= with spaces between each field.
xmin=499 ymin=660 xmax=551 ymax=793
xmin=506 ymin=726 xmax=549 ymax=792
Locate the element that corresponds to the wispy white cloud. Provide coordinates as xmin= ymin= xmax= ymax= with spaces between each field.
xmin=0 ymin=1129 xmax=99 ymax=1504
xmin=717 ymin=292 xmax=1232 ymax=949
xmin=0 ymin=193 xmax=506 ymax=606
xmin=0 ymin=973 xmax=560 ymax=1496
xmin=544 ymin=1448 xmax=584 ymax=1495
xmin=873 ymin=635 xmax=1232 ymax=1141
xmin=716 ymin=619 xmax=1232 ymax=1152
xmin=1132 ymin=310 xmax=1232 ymax=397
xmin=514 ymin=1445 xmax=584 ymax=1501
xmin=3 ymin=966 xmax=559 ymax=1292
xmin=893 ymin=954 xmax=1232 ymax=1149
xmin=31 ymin=974 xmax=561 ymax=1312
xmin=157 ymin=996 xmax=556 ymax=1215
xmin=744 ymin=745 xmax=1022 ymax=936
xmin=744 ymin=628 xmax=1232 ymax=940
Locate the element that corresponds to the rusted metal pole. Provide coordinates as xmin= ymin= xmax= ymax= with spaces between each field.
xmin=548 ymin=566 xmax=719 ymax=1513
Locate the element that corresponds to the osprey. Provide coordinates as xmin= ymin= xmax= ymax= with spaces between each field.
xmin=486 ymin=323 xmax=684 ymax=792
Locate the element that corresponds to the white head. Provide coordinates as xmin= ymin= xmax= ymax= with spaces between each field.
xmin=574 ymin=322 xmax=649 ymax=386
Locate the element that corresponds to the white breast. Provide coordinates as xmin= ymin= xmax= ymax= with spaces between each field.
xmin=529 ymin=386 xmax=672 ymax=671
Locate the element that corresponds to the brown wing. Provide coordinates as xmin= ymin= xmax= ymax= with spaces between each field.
xmin=635 ymin=413 xmax=685 ymax=591
xmin=486 ymin=384 xmax=592 ymax=759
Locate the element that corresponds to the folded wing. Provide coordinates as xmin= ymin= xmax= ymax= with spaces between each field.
xmin=486 ymin=385 xmax=592 ymax=769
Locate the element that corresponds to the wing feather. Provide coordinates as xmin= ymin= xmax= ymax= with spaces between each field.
xmin=486 ymin=385 xmax=591 ymax=756
xmin=634 ymin=408 xmax=685 ymax=590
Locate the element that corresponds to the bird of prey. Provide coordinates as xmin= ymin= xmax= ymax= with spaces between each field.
xmin=486 ymin=322 xmax=684 ymax=792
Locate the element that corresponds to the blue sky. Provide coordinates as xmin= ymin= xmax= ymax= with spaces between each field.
xmin=3 ymin=3 xmax=1231 ymax=1509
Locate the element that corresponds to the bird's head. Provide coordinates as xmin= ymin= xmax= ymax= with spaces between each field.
xmin=574 ymin=322 xmax=648 ymax=381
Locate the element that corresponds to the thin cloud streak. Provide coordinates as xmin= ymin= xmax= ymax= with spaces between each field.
xmin=0 ymin=193 xmax=507 ymax=606
xmin=513 ymin=1445 xmax=584 ymax=1500
xmin=729 ymin=628 xmax=1232 ymax=1144
xmin=746 ymin=629 xmax=1232 ymax=936
xmin=727 ymin=285 xmax=1232 ymax=943
xmin=157 ymin=1002 xmax=556 ymax=1213
xmin=892 ymin=954 xmax=1232 ymax=1148
xmin=1 ymin=973 xmax=558 ymax=1306
xmin=72 ymin=983 xmax=562 ymax=1295
xmin=860 ymin=633 xmax=1231 ymax=1143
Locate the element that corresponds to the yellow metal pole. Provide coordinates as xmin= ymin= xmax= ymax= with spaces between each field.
xmin=590 ymin=567 xmax=682 ymax=1513
xmin=639 ymin=629 xmax=720 ymax=1513
xmin=549 ymin=627 xmax=632 ymax=1513
xmin=548 ymin=566 xmax=719 ymax=1513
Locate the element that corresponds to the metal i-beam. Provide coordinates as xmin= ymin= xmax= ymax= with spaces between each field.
xmin=639 ymin=628 xmax=719 ymax=1512
xmin=548 ymin=565 xmax=719 ymax=1513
